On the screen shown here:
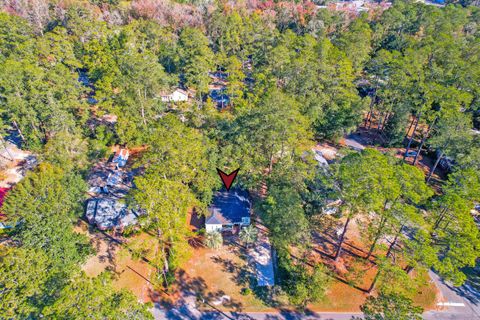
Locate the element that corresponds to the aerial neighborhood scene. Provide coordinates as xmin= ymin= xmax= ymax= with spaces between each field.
xmin=0 ymin=0 xmax=480 ymax=319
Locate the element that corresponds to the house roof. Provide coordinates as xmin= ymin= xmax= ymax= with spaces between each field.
xmin=173 ymin=88 xmax=188 ymax=96
xmin=115 ymin=149 xmax=129 ymax=158
xmin=206 ymin=190 xmax=250 ymax=225
xmin=85 ymin=198 xmax=140 ymax=230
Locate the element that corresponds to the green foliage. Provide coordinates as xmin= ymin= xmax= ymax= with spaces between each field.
xmin=241 ymin=287 xmax=252 ymax=296
xmin=361 ymin=292 xmax=423 ymax=320
xmin=179 ymin=27 xmax=214 ymax=94
xmin=42 ymin=273 xmax=153 ymax=319
xmin=3 ymin=164 xmax=90 ymax=273
xmin=0 ymin=247 xmax=49 ymax=318
xmin=0 ymin=164 xmax=94 ymax=318
xmin=0 ymin=13 xmax=33 ymax=60
xmin=205 ymin=231 xmax=223 ymax=249
xmin=42 ymin=130 xmax=89 ymax=171
xmin=137 ymin=114 xmax=218 ymax=205
xmin=262 ymin=183 xmax=309 ymax=248
xmin=239 ymin=225 xmax=258 ymax=247
xmin=225 ymin=88 xmax=313 ymax=188
xmin=278 ymin=251 xmax=331 ymax=309
xmin=334 ymin=15 xmax=372 ymax=72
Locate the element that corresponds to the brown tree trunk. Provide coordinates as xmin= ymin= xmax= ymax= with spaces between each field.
xmin=363 ymin=106 xmax=372 ymax=128
xmin=335 ymin=217 xmax=351 ymax=261
xmin=386 ymin=225 xmax=404 ymax=258
xmin=12 ymin=121 xmax=26 ymax=142
xmin=157 ymin=227 xmax=169 ymax=287
xmin=377 ymin=112 xmax=384 ymax=132
xmin=367 ymin=111 xmax=375 ymax=130
xmin=268 ymin=151 xmax=274 ymax=173
xmin=405 ymin=116 xmax=416 ymax=139
xmin=380 ymin=112 xmax=390 ymax=132
xmin=404 ymin=265 xmax=414 ymax=275
xmin=367 ymin=216 xmax=387 ymax=259
xmin=404 ymin=112 xmax=421 ymax=160
xmin=368 ymin=269 xmax=380 ymax=293
xmin=413 ymin=117 xmax=436 ymax=165
xmin=427 ymin=150 xmax=444 ymax=183
xmin=433 ymin=208 xmax=449 ymax=229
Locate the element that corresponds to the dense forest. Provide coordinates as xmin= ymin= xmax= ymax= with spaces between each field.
xmin=0 ymin=0 xmax=479 ymax=318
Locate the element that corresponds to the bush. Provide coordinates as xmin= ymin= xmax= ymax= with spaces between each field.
xmin=241 ymin=288 xmax=252 ymax=296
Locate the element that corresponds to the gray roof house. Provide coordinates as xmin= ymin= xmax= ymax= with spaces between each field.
xmin=86 ymin=198 xmax=141 ymax=230
xmin=205 ymin=190 xmax=251 ymax=233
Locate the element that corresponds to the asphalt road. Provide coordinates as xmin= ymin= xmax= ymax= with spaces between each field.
xmin=152 ymin=305 xmax=480 ymax=320
xmin=428 ymin=270 xmax=480 ymax=320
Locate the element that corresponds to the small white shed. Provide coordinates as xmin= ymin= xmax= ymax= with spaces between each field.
xmin=161 ymin=89 xmax=189 ymax=102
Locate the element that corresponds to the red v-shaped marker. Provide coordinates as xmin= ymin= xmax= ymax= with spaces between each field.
xmin=217 ymin=168 xmax=239 ymax=191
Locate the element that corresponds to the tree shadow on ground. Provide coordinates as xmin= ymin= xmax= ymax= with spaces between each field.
xmin=443 ymin=272 xmax=480 ymax=306
xmin=156 ymin=269 xmax=245 ymax=319
xmin=222 ymin=240 xmax=283 ymax=308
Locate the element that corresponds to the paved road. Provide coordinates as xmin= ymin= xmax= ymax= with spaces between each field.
xmin=152 ymin=304 xmax=480 ymax=320
xmin=429 ymin=270 xmax=480 ymax=320
xmin=151 ymin=304 xmax=363 ymax=320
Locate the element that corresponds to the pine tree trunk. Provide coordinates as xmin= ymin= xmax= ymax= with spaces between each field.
xmin=368 ymin=269 xmax=380 ymax=293
xmin=363 ymin=107 xmax=372 ymax=128
xmin=386 ymin=225 xmax=403 ymax=258
xmin=268 ymin=152 xmax=274 ymax=173
xmin=413 ymin=117 xmax=436 ymax=165
xmin=0 ymin=137 xmax=13 ymax=161
xmin=405 ymin=116 xmax=416 ymax=139
xmin=404 ymin=113 xmax=421 ymax=160
xmin=365 ymin=90 xmax=377 ymax=128
xmin=335 ymin=217 xmax=351 ymax=261
xmin=377 ymin=112 xmax=383 ymax=132
xmin=404 ymin=265 xmax=414 ymax=275
xmin=380 ymin=112 xmax=390 ymax=132
xmin=367 ymin=216 xmax=387 ymax=259
xmin=12 ymin=121 xmax=26 ymax=142
xmin=427 ymin=151 xmax=444 ymax=183
xmin=367 ymin=111 xmax=375 ymax=130
xmin=433 ymin=208 xmax=449 ymax=229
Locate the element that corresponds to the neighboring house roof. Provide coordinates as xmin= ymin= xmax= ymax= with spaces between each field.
xmin=112 ymin=149 xmax=129 ymax=167
xmin=116 ymin=149 xmax=129 ymax=159
xmin=86 ymin=198 xmax=140 ymax=230
xmin=160 ymin=88 xmax=189 ymax=102
xmin=174 ymin=88 xmax=188 ymax=96
xmin=206 ymin=190 xmax=250 ymax=225
xmin=106 ymin=171 xmax=123 ymax=186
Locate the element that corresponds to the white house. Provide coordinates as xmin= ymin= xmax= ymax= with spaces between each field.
xmin=205 ymin=190 xmax=251 ymax=233
xmin=161 ymin=89 xmax=189 ymax=102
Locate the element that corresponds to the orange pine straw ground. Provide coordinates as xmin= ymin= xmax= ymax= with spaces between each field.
xmin=75 ymin=221 xmax=158 ymax=303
